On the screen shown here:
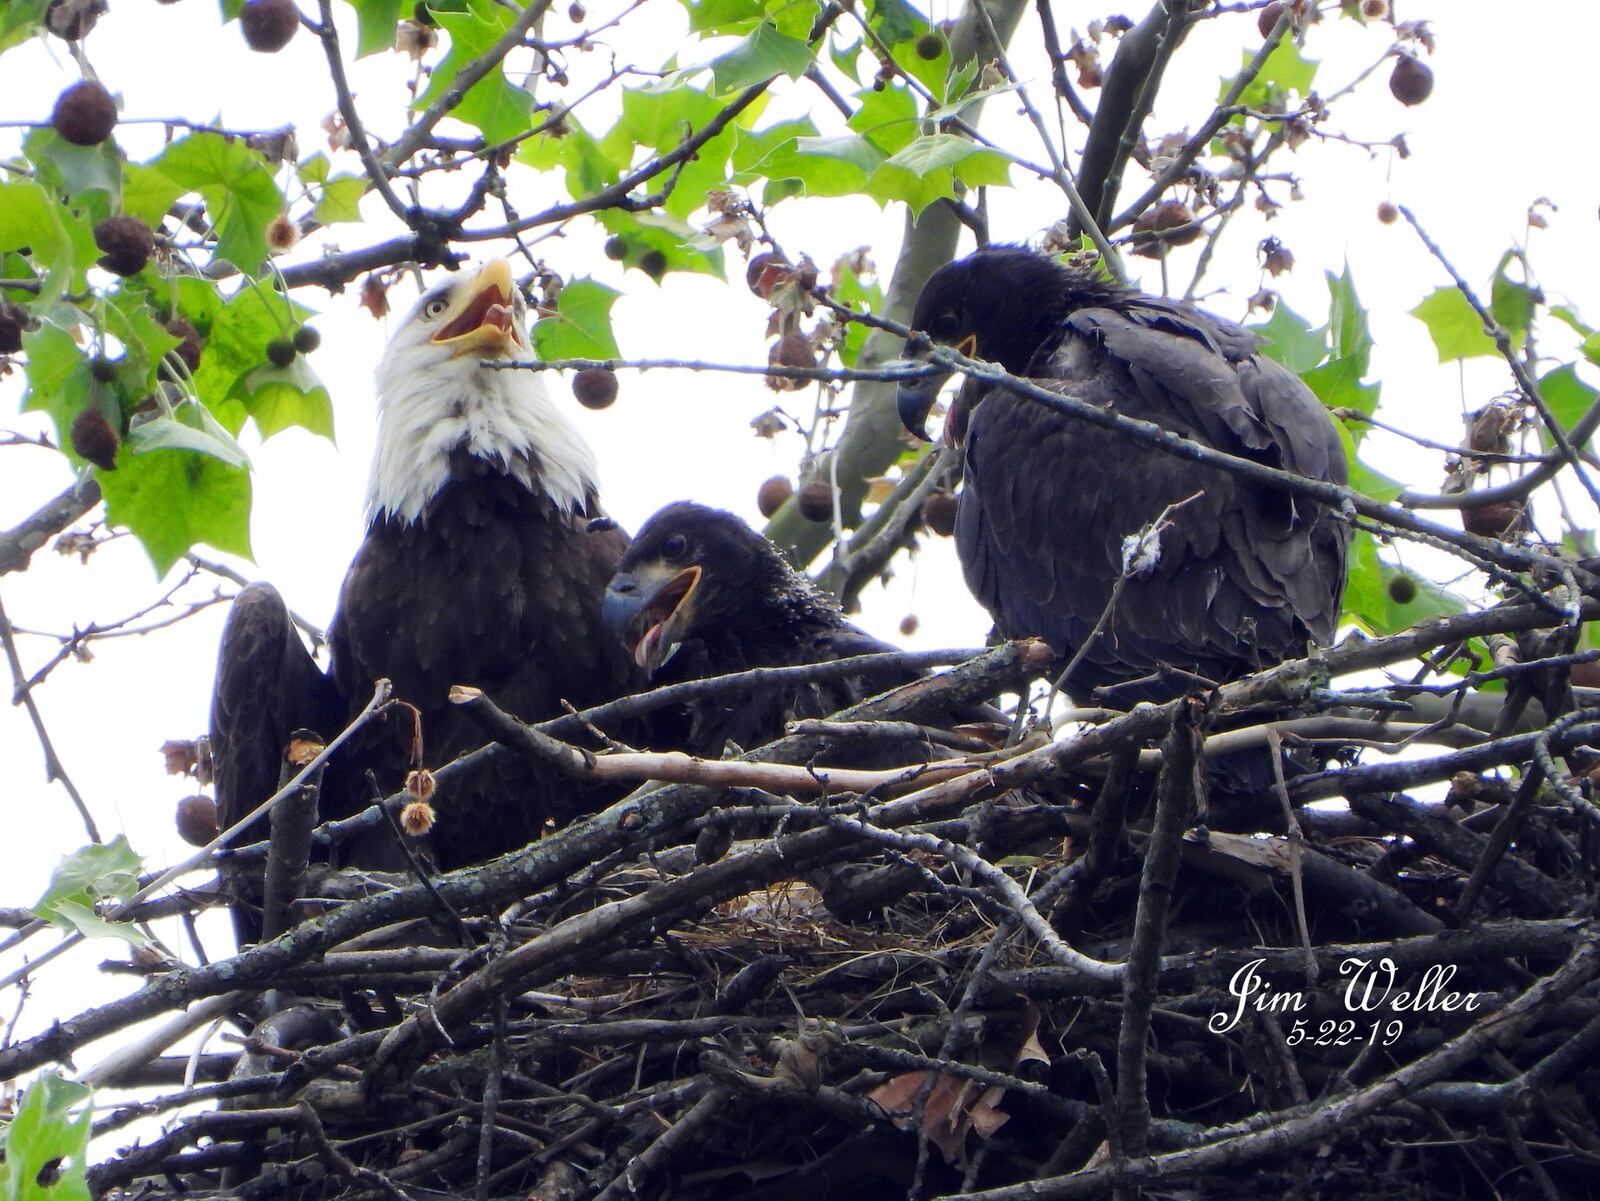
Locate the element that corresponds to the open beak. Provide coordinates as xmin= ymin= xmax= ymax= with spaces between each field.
xmin=602 ymin=563 xmax=702 ymax=674
xmin=430 ymin=259 xmax=524 ymax=357
xmin=896 ymin=334 xmax=976 ymax=443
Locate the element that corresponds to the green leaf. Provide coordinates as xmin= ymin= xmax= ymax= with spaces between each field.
xmin=1490 ymin=260 xmax=1536 ymax=351
xmin=128 ymin=403 xmax=252 ymax=468
xmin=1550 ymin=304 xmax=1595 ymax=340
xmin=1540 ymin=363 xmax=1598 ymax=431
xmin=1341 ymin=531 xmax=1465 ymax=637
xmin=20 ymin=324 xmax=92 ymax=447
xmin=683 ymin=0 xmax=765 ymax=35
xmin=739 ymin=131 xmax=882 ymax=198
xmin=314 ymin=175 xmax=367 ymax=224
xmin=0 ymin=0 xmax=48 ymax=51
xmin=349 ymin=0 xmax=403 ymax=55
xmin=1410 ymin=286 xmax=1496 ymax=362
xmin=30 ymin=836 xmax=141 ymax=937
xmin=193 ymin=281 xmax=316 ymax=431
xmin=519 ymin=119 xmax=623 ymax=199
xmin=868 ymin=0 xmax=921 ymax=45
xmin=847 ymin=84 xmax=918 ymax=155
xmin=1324 ymin=263 xmax=1372 ymax=374
xmin=600 ymin=210 xmax=725 ymax=280
xmin=829 ymin=35 xmax=863 ymax=83
xmin=830 ymin=253 xmax=882 ymax=368
xmin=709 ymin=22 xmax=814 ymax=94
xmin=1229 ymin=38 xmax=1318 ymax=112
xmin=122 ymin=162 xmax=185 ymax=229
xmin=23 ymin=127 xmax=123 ymax=221
xmin=104 ymin=285 xmax=182 ymax=395
xmin=417 ymin=0 xmax=535 ymax=145
xmin=1302 ymin=354 xmax=1378 ymax=421
xmin=889 ymin=23 xmax=948 ymax=98
xmin=533 ymin=278 xmax=622 ymax=359
xmin=234 ymin=359 xmax=337 ymax=439
xmin=1584 ymin=333 xmax=1600 ymax=370
xmin=0 ymin=1073 xmax=93 ymax=1201
xmin=0 ymin=181 xmax=96 ymax=301
xmin=866 ymin=134 xmax=1007 ymax=215
xmin=153 ymin=133 xmax=283 ymax=274
xmin=99 ymin=443 xmax=254 ymax=574
xmin=1250 ymin=300 xmax=1326 ymax=373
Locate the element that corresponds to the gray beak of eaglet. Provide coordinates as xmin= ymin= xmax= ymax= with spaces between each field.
xmin=601 ymin=562 xmax=702 ymax=674
xmin=896 ymin=334 xmax=977 ymax=443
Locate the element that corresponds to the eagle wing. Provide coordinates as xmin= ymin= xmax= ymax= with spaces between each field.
xmin=210 ymin=582 xmax=344 ymax=940
xmin=958 ymin=298 xmax=1349 ymax=702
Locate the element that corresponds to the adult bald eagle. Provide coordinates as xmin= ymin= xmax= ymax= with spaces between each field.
xmin=599 ymin=502 xmax=915 ymax=756
xmin=211 ymin=260 xmax=632 ymax=929
xmin=897 ymin=247 xmax=1349 ymax=706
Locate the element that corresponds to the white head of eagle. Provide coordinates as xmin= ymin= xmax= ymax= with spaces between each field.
xmin=366 ymin=259 xmax=600 ymax=525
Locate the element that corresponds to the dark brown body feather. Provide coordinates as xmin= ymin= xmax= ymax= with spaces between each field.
xmin=211 ymin=456 xmax=632 ymax=937
xmin=329 ymin=453 xmax=633 ymax=866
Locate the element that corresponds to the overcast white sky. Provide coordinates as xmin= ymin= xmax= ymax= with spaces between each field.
xmin=2 ymin=0 xmax=1598 ymax=1073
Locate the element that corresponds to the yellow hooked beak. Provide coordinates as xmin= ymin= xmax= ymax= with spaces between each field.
xmin=430 ymin=259 xmax=524 ymax=357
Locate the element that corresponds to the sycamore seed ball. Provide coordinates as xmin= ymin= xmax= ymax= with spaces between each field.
xmin=899 ymin=614 xmax=919 ymax=637
xmin=797 ymin=481 xmax=833 ymax=523
xmin=757 ymin=475 xmax=793 ymax=517
xmin=1377 ymin=201 xmax=1399 ymax=224
xmin=241 ymin=0 xmax=300 ymax=52
xmin=0 ymin=302 xmax=27 ymax=354
xmin=266 ymin=338 xmax=297 ymax=368
xmin=573 ymin=367 xmax=619 ymax=409
xmin=51 ymin=80 xmax=117 ymax=146
xmin=1389 ymin=55 xmax=1433 ymax=106
xmin=745 ymin=251 xmax=790 ymax=298
xmin=914 ymin=32 xmax=943 ymax=60
xmin=164 ymin=317 xmax=202 ymax=372
xmin=922 ymin=490 xmax=958 ymax=536
xmin=1387 ymin=574 xmax=1418 ymax=605
xmin=603 ymin=236 xmax=628 ymax=261
xmin=1257 ymin=1 xmax=1287 ymax=38
xmin=292 ymin=325 xmax=321 ymax=354
xmin=94 ymin=215 xmax=155 ymax=277
xmin=175 ymin=795 xmax=221 ymax=847
xmin=639 ymin=249 xmax=667 ymax=281
xmin=70 ymin=409 xmax=119 ymax=471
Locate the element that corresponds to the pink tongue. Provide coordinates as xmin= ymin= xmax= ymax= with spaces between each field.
xmin=635 ymin=622 xmax=664 ymax=669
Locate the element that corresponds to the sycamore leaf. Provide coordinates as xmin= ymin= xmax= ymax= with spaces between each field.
xmin=709 ymin=22 xmax=814 ymax=94
xmin=533 ymin=278 xmax=621 ymax=359
xmin=1410 ymin=286 xmax=1496 ymax=362
xmin=418 ymin=0 xmax=535 ymax=145
xmin=349 ymin=0 xmax=402 ymax=55
xmin=30 ymin=837 xmax=141 ymax=941
xmin=98 ymin=445 xmax=254 ymax=575
xmin=0 ymin=1073 xmax=93 ymax=1201
xmin=153 ymin=133 xmax=283 ymax=274
xmin=236 ymin=357 xmax=338 ymax=439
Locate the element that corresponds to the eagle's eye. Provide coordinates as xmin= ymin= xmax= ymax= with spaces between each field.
xmin=424 ymin=297 xmax=450 ymax=318
xmin=927 ymin=312 xmax=961 ymax=341
xmin=660 ymin=534 xmax=688 ymax=560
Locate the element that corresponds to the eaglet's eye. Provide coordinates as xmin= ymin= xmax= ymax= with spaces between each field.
xmin=424 ymin=296 xmax=450 ymax=318
xmin=660 ymin=534 xmax=688 ymax=560
xmin=927 ymin=312 xmax=961 ymax=340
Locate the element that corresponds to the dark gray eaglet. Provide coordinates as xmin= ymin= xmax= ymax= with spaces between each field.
xmin=897 ymin=246 xmax=1350 ymax=705
xmin=600 ymin=501 xmax=918 ymax=757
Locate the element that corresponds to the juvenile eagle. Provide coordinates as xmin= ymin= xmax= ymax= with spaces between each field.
xmin=897 ymin=247 xmax=1349 ymax=705
xmin=600 ymin=502 xmax=914 ymax=756
xmin=211 ymin=260 xmax=633 ymax=930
